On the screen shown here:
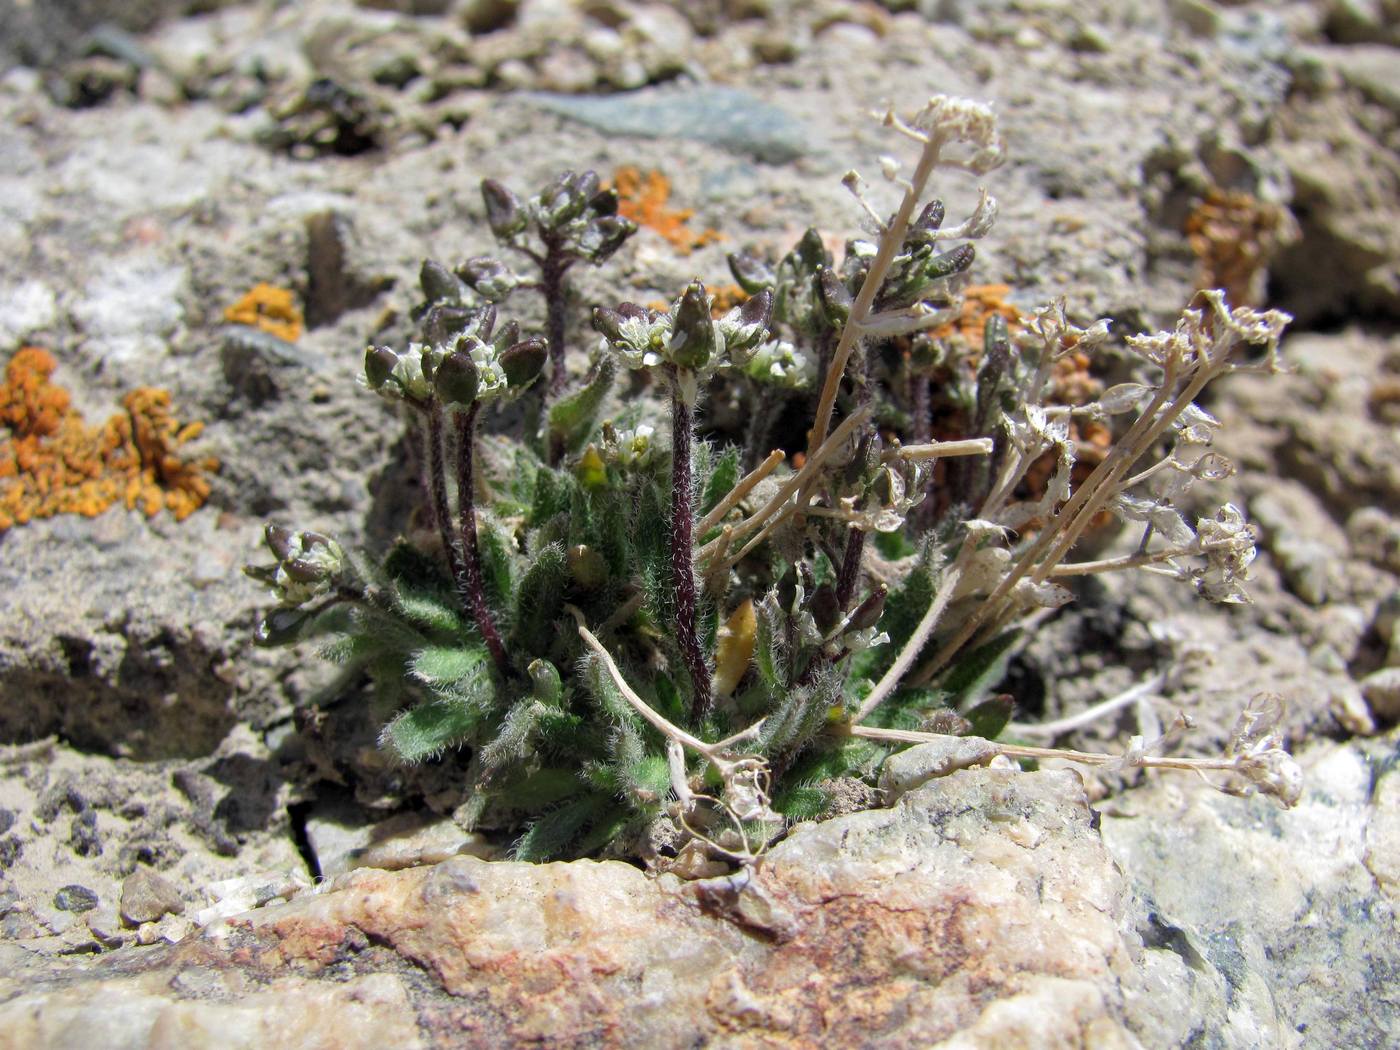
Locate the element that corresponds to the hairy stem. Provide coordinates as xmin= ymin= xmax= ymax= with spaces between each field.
xmin=834 ymin=524 xmax=866 ymax=612
xmin=669 ymin=373 xmax=713 ymax=723
xmin=454 ymin=403 xmax=508 ymax=675
xmin=425 ymin=407 xmax=469 ymax=606
xmin=541 ymin=237 xmax=570 ymax=398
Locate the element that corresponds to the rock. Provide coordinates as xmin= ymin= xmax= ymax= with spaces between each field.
xmin=0 ymin=279 xmax=59 ymax=347
xmin=0 ymin=972 xmax=423 ymax=1050
xmin=304 ymin=805 xmax=497 ymax=879
xmin=527 ymin=86 xmax=810 ymax=163
xmin=1348 ymin=506 xmax=1400 ymax=572
xmin=52 ymin=885 xmax=99 ymax=913
xmin=1367 ymin=764 xmax=1400 ymax=897
xmin=0 ymin=769 xmax=1176 ymax=1045
xmin=190 ymin=870 xmax=311 ymax=929
xmin=1361 ymin=667 xmax=1400 ymax=721
xmin=1328 ymin=680 xmax=1376 ymax=735
xmin=119 ymin=868 xmax=184 ymax=926
xmin=877 ymin=736 xmax=999 ymax=801
xmin=304 ymin=210 xmax=392 ymax=327
xmin=1101 ymin=739 xmax=1400 ymax=1048
xmin=84 ymin=905 xmax=127 ymax=948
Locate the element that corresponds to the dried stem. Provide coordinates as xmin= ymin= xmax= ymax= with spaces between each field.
xmin=696 ymin=449 xmax=784 ymax=537
xmin=1005 ymin=672 xmax=1166 ymax=739
xmin=805 ymin=131 xmax=948 ymax=476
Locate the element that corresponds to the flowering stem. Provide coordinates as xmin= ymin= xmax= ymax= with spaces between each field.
xmin=454 ymin=403 xmax=508 ymax=676
xmin=424 ymin=406 xmax=470 ymax=608
xmin=541 ymin=236 xmax=571 ymax=398
xmin=669 ymin=372 xmax=713 ymax=724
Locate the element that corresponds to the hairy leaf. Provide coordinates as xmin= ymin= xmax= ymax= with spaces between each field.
xmin=548 ymin=357 xmax=615 ymax=455
xmin=382 ymin=699 xmax=482 ymax=762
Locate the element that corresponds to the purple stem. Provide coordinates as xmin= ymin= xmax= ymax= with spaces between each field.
xmin=454 ymin=403 xmax=509 ymax=675
xmin=669 ymin=374 xmax=712 ymax=724
xmin=542 ymin=238 xmax=571 ymax=398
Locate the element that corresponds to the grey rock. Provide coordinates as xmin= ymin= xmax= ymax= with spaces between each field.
xmin=1361 ymin=667 xmax=1400 ymax=721
xmin=527 ymin=86 xmax=809 ymax=163
xmin=877 ymin=736 xmax=999 ymax=801
xmin=119 ymin=868 xmax=184 ymax=926
xmin=53 ymin=884 xmax=99 ymax=913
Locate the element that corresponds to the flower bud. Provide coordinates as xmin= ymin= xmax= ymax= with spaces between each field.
xmin=793 ymin=228 xmax=831 ymax=273
xmin=457 ymin=256 xmax=517 ymax=303
xmin=580 ymin=215 xmax=637 ymax=262
xmin=419 ymin=259 xmax=461 ymax=304
xmin=255 ymin=607 xmax=310 ymax=647
xmin=481 ymin=178 xmax=524 ymax=239
xmin=669 ymin=282 xmax=716 ymax=369
xmin=500 ymin=337 xmax=548 ymax=389
xmin=848 ymin=583 xmax=888 ymax=632
xmin=727 ymin=252 xmax=775 ymax=295
xmin=817 ymin=267 xmax=853 ymax=328
xmin=433 ymin=349 xmax=480 ymax=407
xmin=364 ymin=345 xmax=398 ymax=390
xmin=914 ymin=199 xmax=945 ymax=233
xmin=264 ymin=523 xmax=296 ymax=561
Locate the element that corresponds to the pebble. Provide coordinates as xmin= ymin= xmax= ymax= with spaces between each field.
xmin=1361 ymin=667 xmax=1400 ymax=722
xmin=121 ymin=868 xmax=185 ymax=926
xmin=878 ymin=737 xmax=999 ymax=802
xmin=53 ymin=884 xmax=99 ymax=913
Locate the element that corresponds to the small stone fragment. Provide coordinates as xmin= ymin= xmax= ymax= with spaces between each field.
xmin=878 ymin=737 xmax=999 ymax=802
xmin=1361 ymin=667 xmax=1400 ymax=721
xmin=53 ymin=884 xmax=99 ymax=913
xmin=120 ymin=868 xmax=184 ymax=926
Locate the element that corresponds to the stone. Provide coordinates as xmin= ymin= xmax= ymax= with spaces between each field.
xmin=52 ymin=884 xmax=99 ymax=913
xmin=877 ymin=736 xmax=999 ymax=801
xmin=119 ymin=868 xmax=184 ymax=926
xmin=304 ymin=805 xmax=497 ymax=879
xmin=0 ymin=770 xmax=1170 ymax=1045
xmin=1361 ymin=667 xmax=1400 ymax=721
xmin=1101 ymin=739 xmax=1400 ymax=1048
xmin=527 ymin=86 xmax=809 ymax=163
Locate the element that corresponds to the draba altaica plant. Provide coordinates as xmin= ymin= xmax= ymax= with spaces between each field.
xmin=248 ymin=97 xmax=1302 ymax=868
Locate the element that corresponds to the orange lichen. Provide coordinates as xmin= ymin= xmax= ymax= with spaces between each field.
xmin=224 ymin=282 xmax=303 ymax=342
xmin=1185 ymin=188 xmax=1294 ymax=308
xmin=0 ymin=348 xmax=218 ymax=531
xmin=931 ymin=284 xmax=1021 ymax=347
xmin=611 ymin=167 xmax=722 ymax=256
xmin=708 ymin=283 xmax=749 ymax=318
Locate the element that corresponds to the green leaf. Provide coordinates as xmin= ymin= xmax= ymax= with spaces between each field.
xmin=409 ymin=644 xmax=490 ymax=686
xmin=773 ymin=784 xmax=828 ymax=820
xmin=512 ymin=542 xmax=567 ymax=654
xmin=394 ymin=585 xmax=468 ymax=637
xmin=964 ymin=694 xmax=1015 ymax=740
xmin=548 ymin=357 xmax=615 ymax=456
xmin=529 ymin=466 xmax=572 ymax=528
xmin=513 ymin=794 xmax=607 ymax=861
xmin=873 ymin=529 xmax=916 ymax=560
xmin=624 ymin=753 xmax=672 ymax=799
xmin=702 ymin=446 xmax=743 ymax=517
xmin=943 ymin=629 xmax=1020 ymax=708
xmin=476 ymin=514 xmax=517 ymax=612
xmin=753 ymin=592 xmax=788 ymax=693
xmin=381 ymin=699 xmax=482 ymax=762
xmin=478 ymin=699 xmax=548 ymax=775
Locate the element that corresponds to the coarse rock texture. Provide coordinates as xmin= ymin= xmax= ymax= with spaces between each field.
xmin=0 ymin=0 xmax=1398 ymax=1046
xmin=0 ymin=769 xmax=1154 ymax=1048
